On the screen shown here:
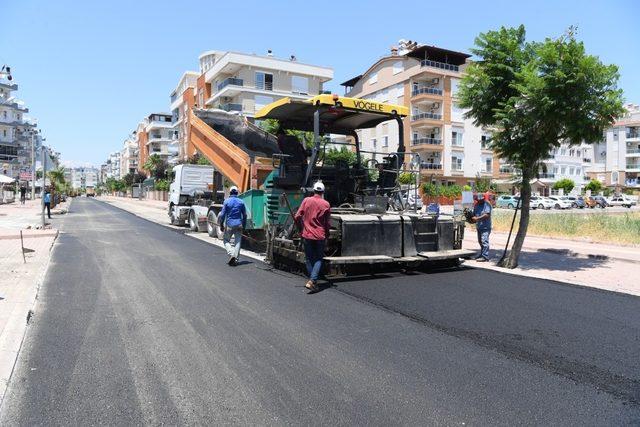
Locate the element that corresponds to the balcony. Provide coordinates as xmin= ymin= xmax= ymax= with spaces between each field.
xmin=626 ymin=131 xmax=640 ymax=140
xmin=411 ymin=137 xmax=442 ymax=146
xmin=218 ymin=103 xmax=242 ymax=112
xmin=626 ymin=148 xmax=640 ymax=156
xmin=420 ymin=59 xmax=460 ymax=72
xmin=411 ymin=86 xmax=443 ymax=97
xmin=625 ymin=179 xmax=640 ymax=187
xmin=411 ymin=112 xmax=442 ymax=122
xmin=582 ymin=158 xmax=592 ymax=163
xmin=217 ymin=78 xmax=243 ymax=92
xmin=420 ymin=162 xmax=443 ymax=170
xmin=255 ymin=81 xmax=273 ymax=91
xmin=627 ymin=163 xmax=640 ymax=171
xmin=538 ymin=173 xmax=555 ymax=179
xmin=0 ymin=81 xmax=18 ymax=90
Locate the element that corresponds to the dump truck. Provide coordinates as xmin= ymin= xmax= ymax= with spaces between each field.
xmin=179 ymin=94 xmax=473 ymax=274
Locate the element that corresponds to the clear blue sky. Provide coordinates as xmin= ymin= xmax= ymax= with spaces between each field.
xmin=2 ymin=0 xmax=638 ymax=167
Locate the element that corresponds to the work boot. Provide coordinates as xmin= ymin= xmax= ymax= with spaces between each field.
xmin=305 ymin=280 xmax=318 ymax=293
xmin=228 ymin=256 xmax=236 ymax=266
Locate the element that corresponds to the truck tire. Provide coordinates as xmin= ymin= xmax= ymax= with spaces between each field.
xmin=189 ymin=210 xmax=200 ymax=232
xmin=169 ymin=205 xmax=184 ymax=226
xmin=207 ymin=211 xmax=224 ymax=239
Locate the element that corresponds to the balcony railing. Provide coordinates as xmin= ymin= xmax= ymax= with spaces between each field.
xmin=625 ymin=179 xmax=640 ymax=187
xmin=218 ymin=103 xmax=242 ymax=112
xmin=217 ymin=78 xmax=243 ymax=92
xmin=627 ymin=164 xmax=640 ymax=169
xmin=420 ymin=163 xmax=442 ymax=170
xmin=500 ymin=167 xmax=514 ymax=174
xmin=626 ymin=132 xmax=640 ymax=139
xmin=411 ymin=112 xmax=442 ymax=121
xmin=421 ymin=59 xmax=460 ymax=72
xmin=411 ymin=137 xmax=442 ymax=146
xmin=627 ymin=148 xmax=640 ymax=154
xmin=255 ymin=81 xmax=273 ymax=91
xmin=411 ymin=86 xmax=443 ymax=97
xmin=538 ymin=173 xmax=555 ymax=179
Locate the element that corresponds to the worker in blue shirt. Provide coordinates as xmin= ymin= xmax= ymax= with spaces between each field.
xmin=218 ymin=186 xmax=247 ymax=266
xmin=472 ymin=192 xmax=492 ymax=261
xmin=43 ymin=188 xmax=52 ymax=219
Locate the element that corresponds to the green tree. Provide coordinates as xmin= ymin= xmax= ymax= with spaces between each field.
xmin=47 ymin=167 xmax=66 ymax=186
xmin=474 ymin=173 xmax=495 ymax=193
xmin=584 ymin=179 xmax=603 ymax=193
xmin=458 ymin=25 xmax=624 ymax=268
xmin=259 ymin=118 xmax=315 ymax=149
xmin=553 ymin=178 xmax=575 ymax=194
xmin=323 ymin=146 xmax=357 ymax=166
xmin=398 ymin=172 xmax=416 ymax=185
xmin=143 ymin=154 xmax=169 ymax=180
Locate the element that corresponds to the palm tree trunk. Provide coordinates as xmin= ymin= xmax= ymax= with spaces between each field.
xmin=499 ymin=168 xmax=532 ymax=268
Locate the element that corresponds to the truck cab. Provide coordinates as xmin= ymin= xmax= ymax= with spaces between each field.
xmin=168 ymin=164 xmax=216 ymax=226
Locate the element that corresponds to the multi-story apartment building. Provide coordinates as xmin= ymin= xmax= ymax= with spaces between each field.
xmin=341 ymin=40 xmax=492 ymax=186
xmin=107 ymin=151 xmax=121 ymax=178
xmin=136 ymin=113 xmax=174 ymax=173
xmin=119 ymin=135 xmax=139 ymax=178
xmin=169 ymin=71 xmax=198 ymax=162
xmin=68 ymin=167 xmax=99 ymax=190
xmin=197 ymin=50 xmax=333 ymax=117
xmin=0 ymin=71 xmax=38 ymax=178
xmin=587 ymin=104 xmax=640 ymax=190
xmin=168 ymin=50 xmax=333 ymax=162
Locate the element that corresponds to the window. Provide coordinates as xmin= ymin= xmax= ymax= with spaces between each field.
xmin=569 ymin=149 xmax=575 ymax=156
xmin=2 ymin=111 xmax=6 ymax=119
xmin=382 ymin=136 xmax=388 ymax=147
xmin=392 ymin=61 xmax=403 ymax=75
xmin=613 ymin=129 xmax=619 ymax=141
xmin=371 ymin=138 xmax=377 ymax=150
xmin=254 ymin=95 xmax=273 ymax=111
xmin=481 ymin=134 xmax=491 ymax=149
xmin=451 ymin=156 xmax=463 ymax=171
xmin=256 ymin=72 xmax=273 ymax=91
xmin=450 ymin=78 xmax=459 ymax=96
xmin=484 ymin=158 xmax=492 ymax=172
xmin=553 ymin=167 xmax=558 ymax=174
xmin=369 ymin=71 xmax=378 ymax=85
xmin=451 ymin=128 xmax=464 ymax=146
xmin=560 ymin=166 xmax=566 ymax=175
xmin=560 ymin=148 xmax=566 ymax=155
xmin=291 ymin=76 xmax=308 ymax=94
xmin=569 ymin=167 xmax=575 ymax=175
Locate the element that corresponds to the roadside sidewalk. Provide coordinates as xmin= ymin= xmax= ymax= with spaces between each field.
xmin=0 ymin=199 xmax=65 ymax=405
xmin=100 ymin=195 xmax=640 ymax=297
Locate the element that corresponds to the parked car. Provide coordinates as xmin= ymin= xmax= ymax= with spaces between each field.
xmin=606 ymin=195 xmax=634 ymax=208
xmin=530 ymin=196 xmax=554 ymax=210
xmin=496 ymin=195 xmax=521 ymax=209
xmin=586 ymin=195 xmax=608 ymax=208
xmin=564 ymin=195 xmax=586 ymax=209
xmin=547 ymin=196 xmax=573 ymax=209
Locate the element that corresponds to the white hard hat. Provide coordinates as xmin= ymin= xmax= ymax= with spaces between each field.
xmin=313 ymin=181 xmax=325 ymax=192
xmin=229 ymin=186 xmax=239 ymax=194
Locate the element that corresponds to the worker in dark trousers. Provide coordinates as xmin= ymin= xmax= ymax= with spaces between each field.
xmin=294 ymin=181 xmax=331 ymax=293
xmin=218 ymin=186 xmax=246 ymax=266
xmin=472 ymin=192 xmax=492 ymax=261
xmin=20 ymin=186 xmax=26 ymax=204
xmin=43 ymin=188 xmax=52 ymax=219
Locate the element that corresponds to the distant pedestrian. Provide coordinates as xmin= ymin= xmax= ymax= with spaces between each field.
xmin=294 ymin=181 xmax=331 ymax=293
xmin=43 ymin=188 xmax=52 ymax=219
xmin=218 ymin=186 xmax=246 ymax=266
xmin=20 ymin=186 xmax=26 ymax=204
xmin=472 ymin=192 xmax=492 ymax=261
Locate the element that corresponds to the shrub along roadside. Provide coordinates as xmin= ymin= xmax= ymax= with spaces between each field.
xmin=490 ymin=211 xmax=640 ymax=245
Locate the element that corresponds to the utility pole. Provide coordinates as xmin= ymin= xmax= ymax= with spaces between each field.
xmin=31 ymin=131 xmax=36 ymax=200
xmin=41 ymin=145 xmax=46 ymax=227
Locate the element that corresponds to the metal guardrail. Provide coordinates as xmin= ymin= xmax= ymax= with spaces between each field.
xmin=411 ymin=112 xmax=442 ymax=121
xmin=411 ymin=138 xmax=442 ymax=146
xmin=217 ymin=78 xmax=243 ymax=91
xmin=255 ymin=81 xmax=273 ymax=91
xmin=421 ymin=59 xmax=460 ymax=72
xmin=411 ymin=86 xmax=443 ymax=96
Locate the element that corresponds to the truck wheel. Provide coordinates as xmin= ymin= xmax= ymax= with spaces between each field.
xmin=169 ymin=205 xmax=184 ymax=226
xmin=207 ymin=211 xmax=224 ymax=239
xmin=189 ymin=210 xmax=199 ymax=232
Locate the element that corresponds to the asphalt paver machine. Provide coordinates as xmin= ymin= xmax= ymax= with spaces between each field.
xmin=250 ymin=95 xmax=473 ymax=274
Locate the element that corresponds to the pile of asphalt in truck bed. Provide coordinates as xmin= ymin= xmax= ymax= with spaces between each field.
xmin=194 ymin=109 xmax=280 ymax=158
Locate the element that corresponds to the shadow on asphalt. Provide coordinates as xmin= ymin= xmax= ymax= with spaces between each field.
xmin=493 ymin=248 xmax=609 ymax=272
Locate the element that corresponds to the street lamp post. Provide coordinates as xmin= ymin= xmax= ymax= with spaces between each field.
xmin=41 ymin=145 xmax=46 ymax=227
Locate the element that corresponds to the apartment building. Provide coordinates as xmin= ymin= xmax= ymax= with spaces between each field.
xmin=341 ymin=40 xmax=493 ymax=186
xmin=587 ymin=104 xmax=640 ymax=190
xmin=67 ymin=167 xmax=99 ymax=190
xmin=136 ymin=112 xmax=174 ymax=173
xmin=169 ymin=71 xmax=198 ymax=162
xmin=119 ymin=135 xmax=139 ymax=178
xmin=0 ymin=71 xmax=38 ymax=178
xmin=107 ymin=151 xmax=121 ymax=178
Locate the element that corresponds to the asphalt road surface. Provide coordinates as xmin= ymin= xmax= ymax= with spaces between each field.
xmin=1 ymin=197 xmax=639 ymax=425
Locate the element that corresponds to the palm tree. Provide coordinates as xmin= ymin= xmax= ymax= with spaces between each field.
xmin=143 ymin=154 xmax=163 ymax=177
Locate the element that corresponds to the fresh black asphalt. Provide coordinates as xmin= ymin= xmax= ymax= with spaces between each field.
xmin=1 ymin=197 xmax=639 ymax=425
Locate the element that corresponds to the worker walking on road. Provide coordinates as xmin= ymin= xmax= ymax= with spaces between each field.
xmin=472 ymin=192 xmax=492 ymax=262
xmin=218 ymin=186 xmax=246 ymax=266
xmin=20 ymin=186 xmax=26 ymax=204
xmin=43 ymin=188 xmax=52 ymax=219
xmin=294 ymin=181 xmax=331 ymax=293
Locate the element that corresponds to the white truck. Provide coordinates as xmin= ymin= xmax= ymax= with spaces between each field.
xmin=168 ymin=164 xmax=223 ymax=231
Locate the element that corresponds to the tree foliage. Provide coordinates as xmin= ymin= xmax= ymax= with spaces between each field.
xmin=458 ymin=25 xmax=624 ymax=268
xmin=323 ymin=146 xmax=357 ymax=166
xmin=143 ymin=154 xmax=169 ymax=180
xmin=553 ymin=178 xmax=575 ymax=194
xmin=259 ymin=118 xmax=315 ymax=149
xmin=584 ymin=179 xmax=603 ymax=193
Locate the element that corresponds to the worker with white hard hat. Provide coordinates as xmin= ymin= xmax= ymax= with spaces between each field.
xmin=218 ymin=185 xmax=247 ymax=266
xmin=294 ymin=181 xmax=331 ymax=293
